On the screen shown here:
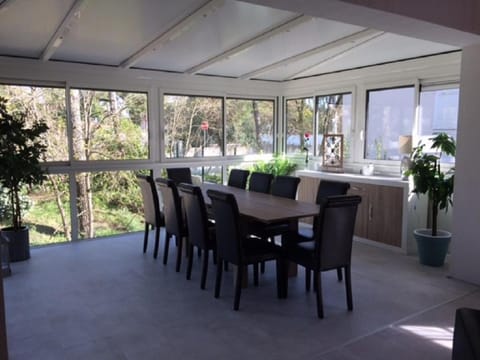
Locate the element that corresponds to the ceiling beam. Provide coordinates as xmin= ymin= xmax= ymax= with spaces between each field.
xmin=40 ymin=0 xmax=88 ymax=61
xmin=286 ymin=31 xmax=385 ymax=79
xmin=120 ymin=0 xmax=225 ymax=69
xmin=185 ymin=14 xmax=312 ymax=74
xmin=239 ymin=28 xmax=383 ymax=80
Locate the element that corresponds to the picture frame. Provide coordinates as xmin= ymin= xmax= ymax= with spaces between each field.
xmin=322 ymin=134 xmax=344 ymax=171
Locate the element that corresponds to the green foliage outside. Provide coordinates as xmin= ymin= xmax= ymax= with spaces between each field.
xmin=250 ymin=156 xmax=297 ymax=176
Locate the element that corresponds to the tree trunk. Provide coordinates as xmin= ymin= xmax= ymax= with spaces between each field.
xmin=70 ymin=90 xmax=94 ymax=238
xmin=252 ymin=100 xmax=261 ymax=150
xmin=48 ymin=174 xmax=71 ymax=241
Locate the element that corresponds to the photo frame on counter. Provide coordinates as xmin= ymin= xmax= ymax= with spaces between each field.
xmin=322 ymin=133 xmax=344 ymax=171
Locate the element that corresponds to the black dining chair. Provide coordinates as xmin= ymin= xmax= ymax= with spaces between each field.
xmin=300 ymin=179 xmax=351 ymax=284
xmin=178 ymin=183 xmax=216 ymax=289
xmin=227 ymin=169 xmax=250 ymax=189
xmin=155 ymin=178 xmax=187 ymax=272
xmin=207 ymin=189 xmax=283 ymax=311
xmin=248 ymin=172 xmax=273 ymax=194
xmin=166 ymin=167 xmax=192 ymax=185
xmin=253 ymin=175 xmax=301 ymax=273
xmin=283 ymin=195 xmax=362 ymax=318
xmin=136 ymin=175 xmax=164 ymax=259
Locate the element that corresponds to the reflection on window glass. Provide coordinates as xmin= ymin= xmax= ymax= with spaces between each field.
xmin=75 ymin=171 xmax=144 ymax=239
xmin=419 ymin=87 xmax=458 ymax=163
xmin=316 ymin=93 xmax=352 ymax=159
xmin=365 ymin=86 xmax=415 ymax=160
xmin=286 ymin=98 xmax=314 ymax=154
xmin=0 ymin=84 xmax=68 ymax=161
xmin=226 ymin=98 xmax=274 ymax=155
xmin=70 ymin=89 xmax=148 ymax=161
xmin=164 ymin=95 xmax=223 ymax=158
xmin=192 ymin=166 xmax=223 ymax=184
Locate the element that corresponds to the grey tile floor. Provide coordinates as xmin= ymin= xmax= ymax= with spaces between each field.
xmin=3 ymin=232 xmax=479 ymax=360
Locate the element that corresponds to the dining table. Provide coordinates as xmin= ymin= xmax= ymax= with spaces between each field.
xmin=198 ymin=182 xmax=320 ymax=287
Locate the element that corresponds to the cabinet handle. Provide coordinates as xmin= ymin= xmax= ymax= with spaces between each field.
xmin=369 ymin=204 xmax=373 ymax=221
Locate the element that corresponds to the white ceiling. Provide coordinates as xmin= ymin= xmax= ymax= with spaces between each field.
xmin=0 ymin=0 xmax=459 ymax=82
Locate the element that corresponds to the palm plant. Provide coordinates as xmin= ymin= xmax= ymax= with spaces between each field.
xmin=0 ymin=96 xmax=48 ymax=231
xmin=406 ymin=133 xmax=455 ymax=236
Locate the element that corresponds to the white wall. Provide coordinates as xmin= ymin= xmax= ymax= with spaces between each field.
xmin=450 ymin=43 xmax=480 ymax=285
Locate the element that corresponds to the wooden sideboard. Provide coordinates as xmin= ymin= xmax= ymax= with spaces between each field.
xmin=296 ymin=170 xmax=409 ymax=251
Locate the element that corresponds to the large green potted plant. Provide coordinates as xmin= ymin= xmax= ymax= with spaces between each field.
xmin=406 ymin=133 xmax=455 ymax=267
xmin=0 ymin=96 xmax=48 ymax=261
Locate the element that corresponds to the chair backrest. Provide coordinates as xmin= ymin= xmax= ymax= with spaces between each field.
xmin=227 ymin=169 xmax=250 ymax=189
xmin=271 ymin=175 xmax=301 ymax=199
xmin=136 ymin=175 xmax=162 ymax=226
xmin=178 ymin=183 xmax=210 ymax=249
xmin=316 ymin=180 xmax=350 ymax=204
xmin=313 ymin=195 xmax=361 ymax=271
xmin=249 ymin=172 xmax=273 ymax=193
xmin=155 ymin=178 xmax=185 ymax=237
xmin=166 ymin=167 xmax=192 ymax=185
xmin=207 ymin=189 xmax=243 ymax=264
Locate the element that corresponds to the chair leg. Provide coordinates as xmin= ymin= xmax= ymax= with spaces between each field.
xmin=153 ymin=226 xmax=160 ymax=259
xmin=253 ymin=263 xmax=259 ymax=287
xmin=337 ymin=267 xmax=343 ymax=282
xmin=200 ymin=250 xmax=209 ymax=290
xmin=163 ymin=233 xmax=171 ymax=265
xmin=305 ymin=268 xmax=311 ymax=292
xmin=314 ymin=271 xmax=324 ymax=319
xmin=275 ymin=259 xmax=283 ymax=299
xmin=215 ymin=258 xmax=223 ymax=298
xmin=345 ymin=265 xmax=353 ymax=311
xmin=143 ymin=223 xmax=149 ymax=253
xmin=186 ymin=244 xmax=194 ymax=280
xmin=175 ymin=236 xmax=183 ymax=272
xmin=233 ymin=265 xmax=243 ymax=311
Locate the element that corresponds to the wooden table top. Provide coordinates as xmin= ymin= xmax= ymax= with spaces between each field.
xmin=199 ymin=183 xmax=319 ymax=224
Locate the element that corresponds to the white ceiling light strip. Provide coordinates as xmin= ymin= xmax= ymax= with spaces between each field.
xmin=239 ymin=28 xmax=382 ymax=80
xmin=40 ymin=0 xmax=88 ymax=61
xmin=287 ymin=31 xmax=385 ymax=79
xmin=185 ymin=14 xmax=312 ymax=74
xmin=120 ymin=0 xmax=225 ymax=69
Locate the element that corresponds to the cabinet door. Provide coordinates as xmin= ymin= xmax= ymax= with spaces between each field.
xmin=348 ymin=182 xmax=369 ymax=238
xmin=368 ymin=185 xmax=403 ymax=247
xmin=298 ymin=176 xmax=320 ymax=225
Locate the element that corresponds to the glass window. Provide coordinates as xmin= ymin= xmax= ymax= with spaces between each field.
xmin=365 ymin=86 xmax=415 ymax=160
xmin=286 ymin=97 xmax=314 ymax=154
xmin=419 ymin=87 xmax=458 ymax=152
xmin=225 ymin=98 xmax=274 ymax=155
xmin=316 ymin=93 xmax=352 ymax=159
xmin=75 ymin=170 xmax=144 ymax=239
xmin=70 ymin=89 xmax=148 ymax=161
xmin=0 ymin=84 xmax=68 ymax=162
xmin=164 ymin=95 xmax=223 ymax=158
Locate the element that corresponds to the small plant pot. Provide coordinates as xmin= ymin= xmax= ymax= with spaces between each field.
xmin=1 ymin=226 xmax=30 ymax=262
xmin=413 ymin=228 xmax=451 ymax=267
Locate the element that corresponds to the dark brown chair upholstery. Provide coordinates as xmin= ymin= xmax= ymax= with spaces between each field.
xmin=136 ymin=175 xmax=164 ymax=259
xmin=283 ymin=195 xmax=361 ymax=318
xmin=227 ymin=169 xmax=249 ymax=189
xmin=178 ymin=183 xmax=216 ymax=289
xmin=248 ymin=172 xmax=273 ymax=193
xmin=166 ymin=167 xmax=192 ymax=185
xmin=207 ymin=189 xmax=283 ymax=311
xmin=155 ymin=178 xmax=187 ymax=272
xmin=452 ymin=308 xmax=480 ymax=360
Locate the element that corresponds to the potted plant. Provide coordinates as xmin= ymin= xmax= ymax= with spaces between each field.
xmin=406 ymin=132 xmax=455 ymax=266
xmin=0 ymin=96 xmax=48 ymax=261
